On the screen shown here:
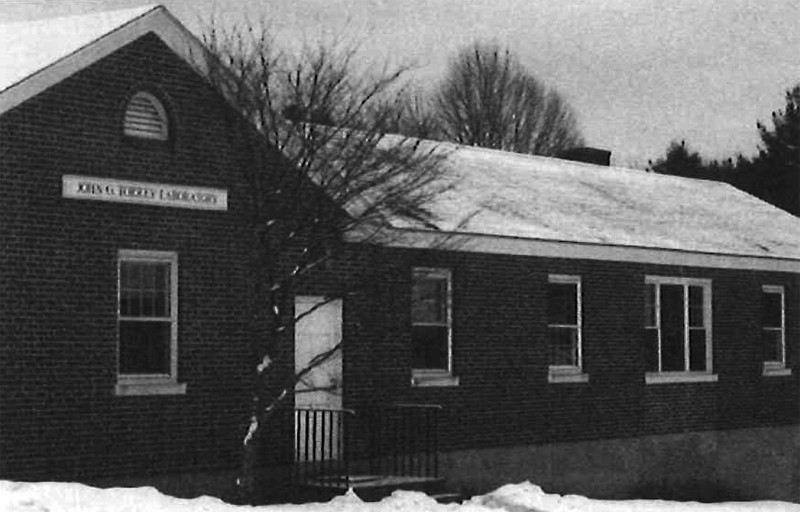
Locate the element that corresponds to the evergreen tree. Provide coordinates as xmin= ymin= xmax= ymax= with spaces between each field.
xmin=750 ymin=85 xmax=800 ymax=215
xmin=647 ymin=140 xmax=707 ymax=178
xmin=647 ymin=84 xmax=799 ymax=216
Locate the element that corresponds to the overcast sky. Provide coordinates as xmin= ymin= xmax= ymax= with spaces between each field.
xmin=2 ymin=0 xmax=798 ymax=167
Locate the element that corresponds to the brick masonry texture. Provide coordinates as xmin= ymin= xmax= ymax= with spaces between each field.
xmin=1 ymin=33 xmax=798 ymax=491
xmin=0 ymin=34 xmax=273 ymax=482
xmin=0 ymin=34 xmax=386 ymax=486
xmin=344 ymin=248 xmax=800 ymax=453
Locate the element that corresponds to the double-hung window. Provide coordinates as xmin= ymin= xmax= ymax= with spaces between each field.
xmin=762 ymin=285 xmax=790 ymax=376
xmin=116 ymin=250 xmax=185 ymax=395
xmin=644 ymin=277 xmax=716 ymax=383
xmin=411 ymin=268 xmax=457 ymax=386
xmin=547 ymin=275 xmax=587 ymax=383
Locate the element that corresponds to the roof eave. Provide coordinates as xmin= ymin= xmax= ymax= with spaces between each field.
xmin=0 ymin=6 xmax=215 ymax=116
xmin=348 ymin=226 xmax=800 ymax=273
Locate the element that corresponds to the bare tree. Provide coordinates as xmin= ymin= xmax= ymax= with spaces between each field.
xmin=375 ymin=88 xmax=443 ymax=141
xmin=432 ymin=41 xmax=584 ymax=156
xmin=200 ymin=20 xmax=453 ymax=502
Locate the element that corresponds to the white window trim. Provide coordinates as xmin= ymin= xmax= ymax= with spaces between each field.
xmin=762 ymin=285 xmax=791 ymax=377
xmin=548 ymin=370 xmax=590 ymax=384
xmin=645 ymin=372 xmax=719 ymax=384
xmin=115 ymin=381 xmax=186 ymax=396
xmin=547 ymin=275 xmax=588 ymax=384
xmin=411 ymin=371 xmax=460 ymax=387
xmin=411 ymin=267 xmax=457 ymax=386
xmin=762 ymin=367 xmax=792 ymax=377
xmin=644 ymin=276 xmax=716 ymax=383
xmin=116 ymin=250 xmax=185 ymax=396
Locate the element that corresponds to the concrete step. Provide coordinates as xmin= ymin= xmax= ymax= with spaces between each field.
xmin=429 ymin=492 xmax=464 ymax=504
xmin=294 ymin=475 xmax=457 ymax=503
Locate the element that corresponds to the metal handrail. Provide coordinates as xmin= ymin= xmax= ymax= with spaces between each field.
xmin=293 ymin=404 xmax=442 ymax=488
xmin=294 ymin=407 xmax=356 ymax=487
xmin=365 ymin=404 xmax=442 ymax=479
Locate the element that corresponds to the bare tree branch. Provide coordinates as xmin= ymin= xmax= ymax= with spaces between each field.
xmin=385 ymin=41 xmax=584 ymax=157
xmin=198 ymin=16 xmax=459 ymax=503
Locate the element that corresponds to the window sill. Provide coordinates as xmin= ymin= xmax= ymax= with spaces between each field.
xmin=762 ymin=366 xmax=792 ymax=377
xmin=115 ymin=381 xmax=187 ymax=396
xmin=645 ymin=372 xmax=718 ymax=384
xmin=411 ymin=371 xmax=459 ymax=387
xmin=548 ymin=368 xmax=589 ymax=384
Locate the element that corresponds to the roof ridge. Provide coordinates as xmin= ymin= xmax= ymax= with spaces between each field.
xmin=0 ymin=4 xmax=210 ymax=115
xmin=451 ymin=142 xmax=731 ymax=187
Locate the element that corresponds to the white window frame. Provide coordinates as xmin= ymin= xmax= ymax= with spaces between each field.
xmin=123 ymin=91 xmax=169 ymax=141
xmin=762 ymin=285 xmax=792 ymax=377
xmin=644 ymin=276 xmax=717 ymax=384
xmin=547 ymin=275 xmax=588 ymax=383
xmin=411 ymin=267 xmax=458 ymax=387
xmin=115 ymin=250 xmax=185 ymax=396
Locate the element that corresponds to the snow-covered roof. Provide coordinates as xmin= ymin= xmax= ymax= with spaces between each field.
xmin=4 ymin=7 xmax=800 ymax=271
xmin=0 ymin=6 xmax=155 ymax=93
xmin=378 ymin=142 xmax=800 ymax=269
xmin=0 ymin=5 xmax=211 ymax=115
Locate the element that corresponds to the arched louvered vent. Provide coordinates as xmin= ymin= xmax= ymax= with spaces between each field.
xmin=123 ymin=92 xmax=169 ymax=140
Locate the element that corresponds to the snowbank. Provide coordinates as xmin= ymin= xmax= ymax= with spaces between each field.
xmin=475 ymin=482 xmax=800 ymax=512
xmin=1 ymin=480 xmax=798 ymax=512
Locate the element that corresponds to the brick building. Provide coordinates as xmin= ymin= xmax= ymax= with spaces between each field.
xmin=1 ymin=4 xmax=798 ymax=503
xmin=365 ymin=147 xmax=800 ymax=501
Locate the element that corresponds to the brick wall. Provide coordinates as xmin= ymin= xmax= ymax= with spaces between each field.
xmin=0 ymin=34 xmax=290 ymax=483
xmin=344 ymin=247 xmax=800 ymax=453
xmin=1 ymin=30 xmax=797 ymax=491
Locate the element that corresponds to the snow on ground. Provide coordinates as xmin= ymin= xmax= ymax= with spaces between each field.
xmin=1 ymin=480 xmax=798 ymax=512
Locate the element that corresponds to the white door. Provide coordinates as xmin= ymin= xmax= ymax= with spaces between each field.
xmin=294 ymin=296 xmax=343 ymax=461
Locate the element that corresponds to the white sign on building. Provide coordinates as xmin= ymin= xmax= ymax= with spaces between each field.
xmin=62 ymin=175 xmax=228 ymax=211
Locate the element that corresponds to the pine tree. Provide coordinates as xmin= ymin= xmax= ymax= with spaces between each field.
xmin=647 ymin=140 xmax=707 ymax=178
xmin=751 ymin=85 xmax=800 ymax=215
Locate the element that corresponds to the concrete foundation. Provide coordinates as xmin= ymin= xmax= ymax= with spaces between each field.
xmin=440 ymin=426 xmax=800 ymax=502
